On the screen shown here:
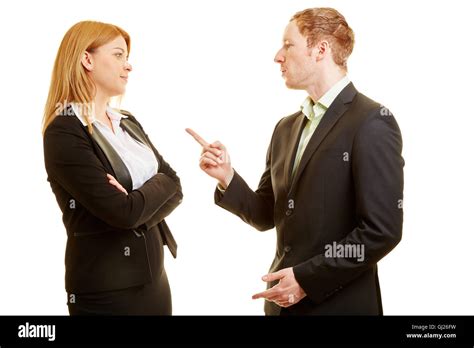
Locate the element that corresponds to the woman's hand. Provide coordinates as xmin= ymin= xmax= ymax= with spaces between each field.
xmin=106 ymin=173 xmax=128 ymax=195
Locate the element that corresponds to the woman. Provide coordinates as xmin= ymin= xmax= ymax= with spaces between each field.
xmin=42 ymin=21 xmax=182 ymax=315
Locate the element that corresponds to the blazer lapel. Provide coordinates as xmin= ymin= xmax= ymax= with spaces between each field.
xmin=120 ymin=118 xmax=151 ymax=148
xmin=289 ymin=83 xmax=358 ymax=192
xmin=283 ymin=112 xmax=307 ymax=190
xmin=120 ymin=116 xmax=178 ymax=256
xmin=120 ymin=118 xmax=163 ymax=168
xmin=89 ymin=124 xmax=134 ymax=193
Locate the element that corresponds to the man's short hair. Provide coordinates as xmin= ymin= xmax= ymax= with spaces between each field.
xmin=291 ymin=7 xmax=355 ymax=71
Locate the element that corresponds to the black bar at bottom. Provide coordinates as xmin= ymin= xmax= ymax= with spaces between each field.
xmin=0 ymin=316 xmax=473 ymax=346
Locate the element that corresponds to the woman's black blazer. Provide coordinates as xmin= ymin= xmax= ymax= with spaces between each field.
xmin=43 ymin=108 xmax=182 ymax=294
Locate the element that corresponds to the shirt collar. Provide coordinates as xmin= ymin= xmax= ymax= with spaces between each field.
xmin=70 ymin=103 xmax=128 ymax=127
xmin=300 ymin=75 xmax=351 ymax=120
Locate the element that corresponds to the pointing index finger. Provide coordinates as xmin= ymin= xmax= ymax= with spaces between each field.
xmin=185 ymin=128 xmax=209 ymax=147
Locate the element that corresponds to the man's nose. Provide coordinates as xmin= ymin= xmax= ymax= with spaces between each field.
xmin=274 ymin=49 xmax=285 ymax=63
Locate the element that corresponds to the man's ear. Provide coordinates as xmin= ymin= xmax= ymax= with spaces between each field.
xmin=313 ymin=40 xmax=330 ymax=62
xmin=81 ymin=51 xmax=94 ymax=72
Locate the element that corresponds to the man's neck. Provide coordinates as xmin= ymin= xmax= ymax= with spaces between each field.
xmin=306 ymin=69 xmax=346 ymax=103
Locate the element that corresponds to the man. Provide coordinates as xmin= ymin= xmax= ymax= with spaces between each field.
xmin=187 ymin=7 xmax=403 ymax=315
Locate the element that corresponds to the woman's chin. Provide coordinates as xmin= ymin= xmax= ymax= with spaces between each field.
xmin=109 ymin=88 xmax=126 ymax=98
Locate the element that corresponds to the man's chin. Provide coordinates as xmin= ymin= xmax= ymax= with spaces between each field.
xmin=285 ymin=81 xmax=300 ymax=90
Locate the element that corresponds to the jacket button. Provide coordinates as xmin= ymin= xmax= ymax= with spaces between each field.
xmin=285 ymin=209 xmax=293 ymax=216
xmin=284 ymin=246 xmax=292 ymax=253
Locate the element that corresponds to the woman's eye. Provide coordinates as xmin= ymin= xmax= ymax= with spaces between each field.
xmin=115 ymin=53 xmax=123 ymax=57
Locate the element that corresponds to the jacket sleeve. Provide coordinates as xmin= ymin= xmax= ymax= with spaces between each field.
xmin=213 ymin=122 xmax=281 ymax=232
xmin=44 ymin=117 xmax=179 ymax=230
xmin=141 ymin=157 xmax=183 ymax=230
xmin=128 ymin=116 xmax=183 ymax=230
xmin=293 ymin=108 xmax=404 ymax=304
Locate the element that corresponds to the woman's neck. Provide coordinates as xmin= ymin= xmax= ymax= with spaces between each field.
xmin=93 ymin=93 xmax=114 ymax=133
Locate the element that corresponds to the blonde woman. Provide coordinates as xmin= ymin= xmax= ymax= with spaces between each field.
xmin=42 ymin=21 xmax=182 ymax=315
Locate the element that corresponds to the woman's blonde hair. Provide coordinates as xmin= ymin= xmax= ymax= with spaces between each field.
xmin=42 ymin=21 xmax=130 ymax=135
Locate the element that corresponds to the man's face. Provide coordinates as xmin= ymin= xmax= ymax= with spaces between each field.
xmin=274 ymin=20 xmax=318 ymax=90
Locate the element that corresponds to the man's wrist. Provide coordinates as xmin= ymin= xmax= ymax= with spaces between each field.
xmin=217 ymin=169 xmax=235 ymax=191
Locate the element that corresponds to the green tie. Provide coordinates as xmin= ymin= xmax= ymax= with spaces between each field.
xmin=292 ymin=102 xmax=326 ymax=177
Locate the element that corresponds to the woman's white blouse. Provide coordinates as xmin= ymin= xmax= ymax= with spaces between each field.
xmin=70 ymin=104 xmax=159 ymax=190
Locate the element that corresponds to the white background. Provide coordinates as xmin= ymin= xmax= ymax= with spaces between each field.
xmin=0 ymin=0 xmax=473 ymax=315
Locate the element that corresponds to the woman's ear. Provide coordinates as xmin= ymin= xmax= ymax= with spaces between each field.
xmin=81 ymin=51 xmax=94 ymax=72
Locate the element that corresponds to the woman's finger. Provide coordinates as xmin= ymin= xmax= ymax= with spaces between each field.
xmin=107 ymin=174 xmax=128 ymax=195
xmin=109 ymin=179 xmax=124 ymax=191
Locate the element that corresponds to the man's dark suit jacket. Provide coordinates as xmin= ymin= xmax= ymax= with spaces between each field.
xmin=215 ymin=83 xmax=404 ymax=315
xmin=43 ymin=108 xmax=182 ymax=294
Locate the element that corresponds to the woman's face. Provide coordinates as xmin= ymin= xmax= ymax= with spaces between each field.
xmin=82 ymin=35 xmax=132 ymax=98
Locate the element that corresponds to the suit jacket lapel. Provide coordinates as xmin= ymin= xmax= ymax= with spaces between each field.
xmin=283 ymin=112 xmax=306 ymax=190
xmin=89 ymin=124 xmax=134 ymax=192
xmin=89 ymin=116 xmax=162 ymax=195
xmin=120 ymin=116 xmax=178 ymax=256
xmin=120 ymin=118 xmax=162 ymax=168
xmin=120 ymin=118 xmax=151 ymax=148
xmin=289 ymin=83 xmax=358 ymax=192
